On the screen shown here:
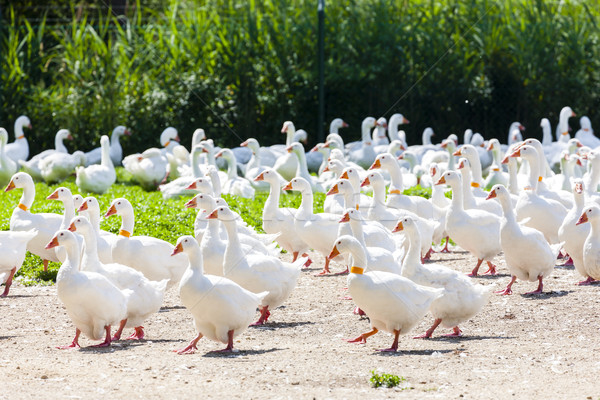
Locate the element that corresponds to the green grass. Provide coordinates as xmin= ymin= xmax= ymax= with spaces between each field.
xmin=369 ymin=370 xmax=408 ymax=389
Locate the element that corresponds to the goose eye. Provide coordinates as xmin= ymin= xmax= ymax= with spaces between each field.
xmin=60 ymin=233 xmax=64 ymax=236
xmin=117 ymin=201 xmax=121 ymax=205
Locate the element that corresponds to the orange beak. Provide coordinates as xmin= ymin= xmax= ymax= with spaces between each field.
xmin=215 ymin=151 xmax=223 ymax=158
xmin=184 ymin=198 xmax=197 ymax=209
xmin=327 ymin=245 xmax=340 ymax=260
xmin=281 ymin=124 xmax=288 ymax=133
xmin=397 ymin=154 xmax=404 ymax=160
xmin=310 ymin=145 xmax=319 ymax=152
xmin=340 ymin=171 xmax=349 ymax=179
xmin=342 ymin=121 xmax=349 ymax=128
xmin=254 ymin=172 xmax=265 ymax=182
xmin=501 ymin=156 xmax=509 ymax=164
xmin=339 ymin=212 xmax=350 ymax=223
xmin=576 ymin=212 xmax=588 ymax=225
xmin=185 ymin=181 xmax=197 ymax=190
xmin=436 ymin=176 xmax=447 ymax=185
xmin=576 ymin=141 xmax=583 ymax=148
xmin=282 ymin=181 xmax=293 ymax=191
xmin=322 ymin=165 xmax=330 ymax=172
xmin=286 ymin=146 xmax=293 ymax=153
xmin=104 ymin=204 xmax=117 ymax=217
xmin=392 ymin=221 xmax=404 ymax=233
xmin=403 ymin=117 xmax=410 ymax=124
xmin=45 ymin=236 xmax=59 ymax=249
xmin=369 ymin=159 xmax=381 ymax=170
xmin=124 ymin=129 xmax=132 ymax=136
xmin=571 ymin=111 xmax=577 ymax=117
xmin=457 ymin=160 xmax=465 ymax=169
xmin=4 ymin=179 xmax=15 ymax=192
xmin=360 ymin=177 xmax=370 ymax=187
xmin=486 ymin=190 xmax=497 ymax=200
xmin=509 ymin=149 xmax=521 ymax=158
xmin=68 ymin=222 xmax=77 ymax=232
xmin=440 ymin=141 xmax=448 ymax=149
xmin=486 ymin=142 xmax=493 ymax=151
xmin=67 ymin=134 xmax=74 ymax=141
xmin=323 ymin=142 xmax=331 ymax=148
xmin=576 ymin=158 xmax=583 ymax=167
xmin=77 ymin=201 xmax=89 ymax=212
xmin=206 ymin=209 xmax=219 ymax=219
xmin=453 ymin=149 xmax=462 ymax=156
xmin=171 ymin=242 xmax=183 ymax=256
xmin=326 ymin=184 xmax=339 ymax=196
xmin=47 ymin=190 xmax=59 ymax=200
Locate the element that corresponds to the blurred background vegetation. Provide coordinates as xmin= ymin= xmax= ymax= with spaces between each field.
xmin=1 ymin=0 xmax=599 ymax=156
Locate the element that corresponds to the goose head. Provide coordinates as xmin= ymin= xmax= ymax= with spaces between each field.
xmin=370 ymin=153 xmax=395 ymax=170
xmin=580 ymin=116 xmax=592 ymax=132
xmin=392 ymin=216 xmax=417 ymax=233
xmin=293 ymin=129 xmax=308 ymax=144
xmin=577 ymin=204 xmax=600 ymax=225
xmin=172 ymin=235 xmax=198 ymax=256
xmin=45 ymin=229 xmax=76 ymax=250
xmin=286 ymin=142 xmax=305 ymax=157
xmin=0 ymin=128 xmax=8 ymax=145
xmin=67 ymin=215 xmax=93 ymax=234
xmin=185 ymin=193 xmax=217 ymax=211
xmin=340 ymin=208 xmax=364 ymax=224
xmin=46 ymin=186 xmax=73 ymax=202
xmin=282 ymin=177 xmax=311 ymax=194
xmin=329 ymin=118 xmax=349 ymax=133
xmin=360 ymin=170 xmax=384 ymax=188
xmin=78 ymin=196 xmax=100 ymax=214
xmin=191 ymin=129 xmax=206 ymax=147
xmin=281 ymin=121 xmax=295 ymax=134
xmin=340 ymin=167 xmax=360 ymax=183
xmin=15 ymin=115 xmax=32 ymax=135
xmin=436 ymin=170 xmax=461 ymax=187
xmin=4 ymin=171 xmax=33 ymax=192
xmin=327 ymin=235 xmax=361 ymax=260
xmin=440 ymin=138 xmax=457 ymax=153
xmin=240 ymin=138 xmax=260 ymax=153
xmin=326 ymin=178 xmax=352 ymax=196
xmin=206 ymin=205 xmax=238 ymax=222
xmin=486 ymin=184 xmax=510 ymax=201
xmin=160 ymin=127 xmax=179 ymax=147
xmin=325 ymin=133 xmax=344 ymax=149
xmin=56 ymin=129 xmax=73 ymax=142
xmin=429 ymin=162 xmax=442 ymax=181
xmin=486 ymin=138 xmax=501 ymax=152
xmin=72 ymin=194 xmax=84 ymax=211
xmin=215 ymin=148 xmax=234 ymax=161
xmin=113 ymin=125 xmax=131 ymax=138
xmin=104 ymin=198 xmax=132 ymax=218
xmin=185 ymin=177 xmax=214 ymax=192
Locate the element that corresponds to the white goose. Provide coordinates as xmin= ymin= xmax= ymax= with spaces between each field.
xmin=488 ymin=185 xmax=559 ymax=295
xmin=287 ymin=142 xmax=324 ymax=192
xmin=77 ymin=196 xmax=114 ymax=264
xmin=18 ymin=128 xmax=72 ymax=180
xmin=215 ymin=148 xmax=255 ymax=199
xmin=575 ymin=116 xmax=599 ymax=148
xmin=577 ymin=205 xmax=600 ymax=285
xmin=272 ymin=121 xmax=299 ymax=181
xmin=69 ymin=216 xmax=168 ymax=341
xmin=0 ymin=128 xmax=17 ymax=187
xmin=329 ymin=118 xmax=349 ymax=134
xmin=84 ymin=126 xmax=131 ymax=166
xmin=47 ymin=230 xmax=128 ymax=348
xmin=122 ymin=148 xmax=168 ymax=190
xmin=104 ymin=198 xmax=188 ymax=287
xmin=76 ymin=135 xmax=116 ymax=194
xmin=555 ymin=106 xmax=576 ymax=143
xmin=395 ymin=217 xmax=490 ymax=338
xmin=283 ymin=177 xmax=340 ymax=275
xmin=509 ymin=145 xmax=568 ymax=244
xmin=457 ymin=158 xmax=502 ymax=216
xmin=483 ymin=138 xmax=508 ymax=189
xmin=254 ymin=168 xmax=310 ymax=262
xmin=39 ymin=150 xmax=86 ymax=184
xmin=347 ymin=117 xmax=378 ymax=169
xmin=157 ymin=145 xmax=205 ymax=199
xmin=0 ymin=229 xmax=37 ymax=297
xmin=5 ymin=115 xmax=31 ymax=163
xmin=172 ymin=236 xmax=267 ymax=354
xmin=453 ymin=144 xmax=486 ymax=196
xmin=387 ymin=113 xmax=409 ymax=143
xmin=159 ymin=127 xmax=180 ymax=154
xmin=46 ymin=186 xmax=84 ymax=262
xmin=208 ymin=206 xmax=306 ymax=325
xmin=327 ymin=237 xmax=443 ymax=352
xmin=5 ymin=172 xmax=62 ymax=271
xmin=558 ymin=180 xmax=590 ymax=283
xmin=437 ymin=171 xmax=502 ymax=276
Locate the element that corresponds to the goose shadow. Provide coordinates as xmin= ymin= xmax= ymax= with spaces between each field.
xmin=0 ymin=335 xmax=18 ymax=340
xmin=555 ymin=264 xmax=574 ymax=270
xmin=159 ymin=305 xmax=186 ymax=311
xmin=472 ymin=273 xmax=511 ymax=280
xmin=423 ymin=334 xmax=515 ymax=342
xmin=77 ymin=343 xmax=142 ymax=353
xmin=2 ymin=294 xmax=39 ymax=299
xmin=520 ymin=290 xmax=571 ymax=299
xmin=249 ymin=321 xmax=315 ymax=330
xmin=202 ymin=347 xmax=281 ymax=358
xmin=374 ymin=348 xmax=455 ymax=357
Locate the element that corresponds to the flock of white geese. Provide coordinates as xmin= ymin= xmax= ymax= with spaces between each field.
xmin=2 ymin=105 xmax=600 ymax=353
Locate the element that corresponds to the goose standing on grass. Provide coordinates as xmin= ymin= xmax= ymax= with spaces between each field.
xmin=18 ymin=128 xmax=72 ymax=180
xmin=5 ymin=115 xmax=31 ymax=163
xmin=47 ymin=187 xmax=84 ymax=262
xmin=577 ymin=205 xmax=600 ymax=285
xmin=327 ymin=236 xmax=443 ymax=352
xmin=122 ymin=148 xmax=168 ymax=190
xmin=47 ymin=230 xmax=128 ymax=349
xmin=488 ymin=184 xmax=559 ymax=295
xmin=394 ymin=217 xmax=490 ymax=338
xmin=254 ymin=168 xmax=310 ymax=263
xmin=104 ymin=198 xmax=188 ymax=287
xmin=437 ymin=171 xmax=502 ymax=276
xmin=272 ymin=121 xmax=299 ymax=181
xmin=39 ymin=150 xmax=86 ymax=184
xmin=172 ymin=236 xmax=268 ymax=354
xmin=158 ymin=145 xmax=206 ymax=199
xmin=283 ymin=177 xmax=340 ymax=275
xmin=0 ymin=128 xmax=17 ymax=187
xmin=208 ymin=206 xmax=306 ymax=325
xmin=575 ymin=116 xmax=600 ymax=149
xmin=215 ymin=148 xmax=255 ymax=198
xmin=76 ymin=135 xmax=116 ymax=194
xmin=5 ymin=172 xmax=62 ymax=271
xmin=69 ymin=216 xmax=168 ymax=341
xmin=347 ymin=117 xmax=378 ymax=169
xmin=0 ymin=229 xmax=37 ymax=297
xmin=556 ymin=106 xmax=576 ymax=143
xmin=84 ymin=126 xmax=131 ymax=166
xmin=77 ymin=196 xmax=114 ymax=263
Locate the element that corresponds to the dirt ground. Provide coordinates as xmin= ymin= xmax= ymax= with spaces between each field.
xmin=1 ymin=245 xmax=600 ymax=399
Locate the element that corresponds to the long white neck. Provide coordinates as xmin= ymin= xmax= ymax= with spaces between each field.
xmin=59 ymin=197 xmax=76 ymax=230
xmin=191 ymin=151 xmax=202 ymax=178
xmin=448 ymin=179 xmax=465 ymax=211
xmin=422 ymin=130 xmax=433 ymax=145
xmin=224 ymin=155 xmax=237 ymax=180
xmin=55 ymin=135 xmax=68 ymax=153
xmin=496 ymin=194 xmax=516 ymax=222
xmin=56 ymin=242 xmax=80 ymax=281
xmin=361 ymin=122 xmax=372 ymax=142
xmin=285 ymin=127 xmax=295 ymax=147
xmin=349 ymin=219 xmax=367 ymax=248
xmin=524 ymin=156 xmax=540 ymax=191
xmin=18 ymin=181 xmax=36 ymax=209
xmin=459 ymin=169 xmax=476 ymax=207
xmin=185 ymin=245 xmax=204 ymax=275
xmin=101 ymin=142 xmax=113 ymax=168
xmin=382 ymin=159 xmax=403 ymax=191
xmin=80 ymin=227 xmax=101 ymax=272
xmin=340 ymin=187 xmax=358 ymax=210
xmin=294 ymin=150 xmax=310 ymax=179
xmin=507 ymin=158 xmax=520 ymax=195
xmin=402 ymin=227 xmax=422 ymax=277
xmin=221 ymin=219 xmax=244 ymax=273
xmin=14 ymin=122 xmax=26 ymax=140
xmin=297 ymin=188 xmax=314 ymax=216
xmin=317 ymin=148 xmax=330 ymax=176
xmin=263 ymin=179 xmax=281 ymax=219
xmin=557 ymin=110 xmax=571 ymax=143
xmin=347 ymin=242 xmax=367 ymax=269
xmin=541 ymin=120 xmax=553 ymax=146
xmin=118 ymin=208 xmax=135 ymax=235
xmin=371 ymin=181 xmax=387 ymax=211
xmin=467 ymin=154 xmax=483 ymax=185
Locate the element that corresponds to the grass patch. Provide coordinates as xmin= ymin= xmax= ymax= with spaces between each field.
xmin=370 ymin=370 xmax=408 ymax=389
